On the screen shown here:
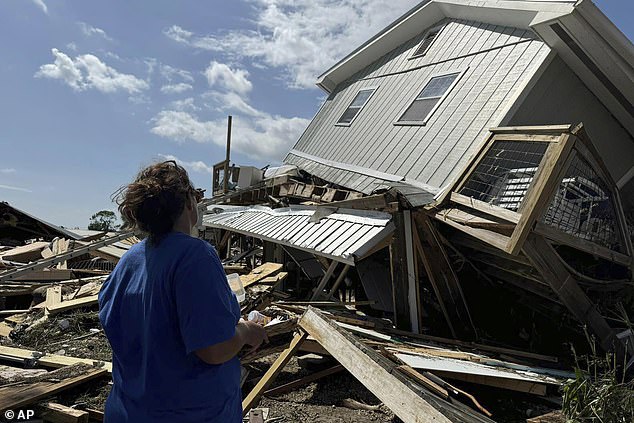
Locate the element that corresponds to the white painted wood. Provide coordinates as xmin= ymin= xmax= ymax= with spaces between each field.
xmin=403 ymin=210 xmax=419 ymax=333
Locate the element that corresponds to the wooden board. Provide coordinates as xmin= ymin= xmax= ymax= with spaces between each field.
xmin=241 ymin=263 xmax=283 ymax=288
xmin=38 ymin=402 xmax=90 ymax=423
xmin=0 ymin=346 xmax=112 ymax=373
xmin=0 ymin=242 xmax=50 ymax=263
xmin=242 ymin=331 xmax=308 ymax=415
xmin=12 ymin=269 xmax=74 ymax=282
xmin=299 ymin=307 xmax=493 ymax=423
xmin=46 ymin=295 xmax=98 ymax=316
xmin=0 ymin=368 xmax=107 ymax=410
xmin=45 ymin=286 xmax=63 ymax=317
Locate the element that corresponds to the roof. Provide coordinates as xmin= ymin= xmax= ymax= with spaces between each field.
xmin=316 ymin=0 xmax=634 ymax=139
xmin=0 ymin=201 xmax=82 ymax=242
xmin=202 ymin=206 xmax=394 ymax=265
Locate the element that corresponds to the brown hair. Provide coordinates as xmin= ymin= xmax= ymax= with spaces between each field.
xmin=115 ymin=161 xmax=197 ymax=243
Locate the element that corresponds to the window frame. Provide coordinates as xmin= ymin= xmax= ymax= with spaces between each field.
xmin=393 ymin=68 xmax=468 ymax=127
xmin=409 ymin=24 xmax=445 ymax=59
xmin=334 ymin=87 xmax=378 ymax=127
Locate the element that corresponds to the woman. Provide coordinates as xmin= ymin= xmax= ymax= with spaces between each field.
xmin=98 ymin=161 xmax=267 ymax=422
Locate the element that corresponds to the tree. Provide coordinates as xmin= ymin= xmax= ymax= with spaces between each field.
xmin=88 ymin=210 xmax=119 ymax=231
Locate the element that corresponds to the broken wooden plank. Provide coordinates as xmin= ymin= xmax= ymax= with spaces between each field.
xmin=0 ymin=367 xmax=107 ymax=410
xmin=12 ymin=269 xmax=74 ymax=282
xmin=38 ymin=402 xmax=90 ymax=423
xmin=0 ymin=345 xmax=112 ymax=373
xmin=46 ymin=295 xmax=98 ymax=316
xmin=0 ymin=242 xmax=50 ymax=263
xmin=526 ymin=410 xmax=565 ymax=423
xmin=264 ymin=364 xmax=345 ymax=397
xmin=310 ymin=260 xmax=338 ymax=301
xmin=45 ymin=286 xmax=63 ymax=317
xmin=413 ymin=213 xmax=477 ymax=340
xmin=299 ymin=307 xmax=494 ymax=423
xmin=242 ymin=331 xmax=308 ymax=415
xmin=241 ymin=263 xmax=283 ymax=288
xmin=389 ymin=211 xmax=412 ymax=331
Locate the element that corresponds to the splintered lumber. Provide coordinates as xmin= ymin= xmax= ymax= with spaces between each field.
xmin=310 ymin=260 xmax=338 ymax=301
xmin=0 ymin=367 xmax=107 ymax=410
xmin=45 ymin=286 xmax=63 ymax=316
xmin=526 ymin=411 xmax=565 ymax=423
xmin=0 ymin=345 xmax=112 ymax=373
xmin=0 ymin=322 xmax=13 ymax=337
xmin=264 ymin=364 xmax=345 ymax=397
xmin=241 ymin=263 xmax=283 ymax=288
xmin=38 ymin=402 xmax=90 ymax=423
xmin=413 ymin=213 xmax=476 ymax=340
xmin=0 ymin=232 xmax=134 ymax=283
xmin=0 ymin=241 xmax=50 ymax=263
xmin=46 ymin=295 xmax=98 ymax=316
xmin=12 ymin=269 xmax=74 ymax=281
xmin=523 ymin=234 xmax=617 ymax=352
xmin=299 ymin=307 xmax=494 ymax=423
xmin=242 ymin=331 xmax=308 ymax=415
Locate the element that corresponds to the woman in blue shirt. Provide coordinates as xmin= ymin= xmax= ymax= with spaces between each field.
xmin=99 ymin=161 xmax=267 ymax=422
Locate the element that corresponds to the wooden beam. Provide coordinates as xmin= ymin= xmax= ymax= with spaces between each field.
xmin=264 ymin=364 xmax=345 ymax=397
xmin=45 ymin=286 xmax=62 ymax=317
xmin=404 ymin=210 xmax=420 ymax=333
xmin=242 ymin=331 xmax=308 ymax=415
xmin=523 ymin=234 xmax=617 ymax=352
xmin=38 ymin=402 xmax=90 ymax=423
xmin=310 ymin=260 xmax=337 ymax=301
xmin=432 ymin=370 xmax=547 ymax=396
xmin=507 ymin=133 xmax=575 ymax=255
xmin=413 ymin=213 xmax=477 ymax=340
xmin=389 ymin=212 xmax=411 ymax=331
xmin=326 ymin=264 xmax=351 ymax=298
xmin=241 ymin=263 xmax=283 ymax=288
xmin=317 ymin=193 xmax=389 ymax=210
xmin=298 ymin=307 xmax=493 ymax=423
xmin=0 ymin=368 xmax=107 ymax=410
xmin=0 ymin=345 xmax=112 ymax=372
xmin=450 ymin=193 xmax=520 ymax=224
xmin=46 ymin=295 xmax=98 ymax=316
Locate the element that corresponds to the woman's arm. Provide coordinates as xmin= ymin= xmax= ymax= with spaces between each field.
xmin=195 ymin=320 xmax=268 ymax=365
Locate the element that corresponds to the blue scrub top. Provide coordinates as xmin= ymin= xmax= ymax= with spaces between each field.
xmin=98 ymin=232 xmax=242 ymax=422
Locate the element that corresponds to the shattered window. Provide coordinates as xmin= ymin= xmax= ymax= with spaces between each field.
xmin=398 ymin=72 xmax=459 ymax=123
xmin=543 ymin=151 xmax=624 ymax=253
xmin=337 ymin=88 xmax=376 ymax=125
xmin=459 ymin=140 xmax=548 ymax=211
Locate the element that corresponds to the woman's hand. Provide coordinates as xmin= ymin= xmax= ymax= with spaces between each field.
xmin=237 ymin=320 xmax=269 ymax=353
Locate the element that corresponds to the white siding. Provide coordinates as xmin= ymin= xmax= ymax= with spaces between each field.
xmin=285 ymin=18 xmax=551 ymax=193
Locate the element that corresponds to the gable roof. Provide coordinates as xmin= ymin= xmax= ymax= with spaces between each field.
xmin=316 ymin=0 xmax=634 ymax=139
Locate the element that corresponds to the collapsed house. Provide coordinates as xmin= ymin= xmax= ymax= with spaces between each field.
xmin=200 ymin=0 xmax=634 ymax=419
xmin=1 ymin=0 xmax=633 ymax=422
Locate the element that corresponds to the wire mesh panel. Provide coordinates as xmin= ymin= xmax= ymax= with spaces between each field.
xmin=543 ymin=151 xmax=624 ymax=253
xmin=458 ymin=140 xmax=549 ymax=211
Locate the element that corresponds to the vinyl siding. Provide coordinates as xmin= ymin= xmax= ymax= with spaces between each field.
xmin=285 ymin=18 xmax=551 ymax=194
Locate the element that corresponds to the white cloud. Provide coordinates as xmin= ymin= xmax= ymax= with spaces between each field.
xmin=35 ymin=48 xmax=149 ymax=94
xmin=157 ymin=154 xmax=213 ymax=174
xmin=31 ymin=0 xmax=47 ymax=14
xmin=66 ymin=42 xmax=78 ymax=52
xmin=0 ymin=184 xmax=32 ymax=193
xmin=204 ymin=61 xmax=252 ymax=95
xmin=78 ymin=22 xmax=113 ymax=41
xmin=160 ymin=83 xmax=193 ymax=94
xmin=150 ymin=110 xmax=309 ymax=161
xmin=160 ymin=64 xmax=194 ymax=83
xmin=0 ymin=168 xmax=16 ymax=174
xmin=164 ymin=0 xmax=415 ymax=88
xmin=169 ymin=97 xmax=199 ymax=112
xmin=204 ymin=91 xmax=264 ymax=117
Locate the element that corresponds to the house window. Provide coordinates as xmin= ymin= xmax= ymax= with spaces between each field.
xmin=397 ymin=72 xmax=461 ymax=124
xmin=411 ymin=25 xmax=443 ymax=58
xmin=336 ymin=88 xmax=376 ymax=125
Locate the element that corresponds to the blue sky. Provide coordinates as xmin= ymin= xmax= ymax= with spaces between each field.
xmin=0 ymin=0 xmax=632 ymax=229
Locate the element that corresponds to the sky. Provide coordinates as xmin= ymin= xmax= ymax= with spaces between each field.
xmin=0 ymin=0 xmax=632 ymax=229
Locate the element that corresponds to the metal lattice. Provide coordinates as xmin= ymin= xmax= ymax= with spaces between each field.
xmin=459 ymin=141 xmax=548 ymax=211
xmin=543 ymin=151 xmax=624 ymax=253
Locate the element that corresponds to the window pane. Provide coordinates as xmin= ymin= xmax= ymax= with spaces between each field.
xmin=350 ymin=89 xmax=374 ymax=107
xmin=419 ymin=73 xmax=459 ymax=99
xmin=398 ymin=98 xmax=437 ymax=122
xmin=338 ymin=107 xmax=360 ymax=124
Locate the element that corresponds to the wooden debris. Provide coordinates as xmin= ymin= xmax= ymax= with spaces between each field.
xmin=46 ymin=295 xmax=98 ymax=316
xmin=264 ymin=364 xmax=345 ymax=397
xmin=241 ymin=263 xmax=283 ymax=288
xmin=242 ymin=331 xmax=308 ymax=416
xmin=526 ymin=411 xmax=565 ymax=423
xmin=0 ymin=367 xmax=107 ymax=410
xmin=341 ymin=398 xmax=383 ymax=412
xmin=298 ymin=306 xmax=494 ymax=423
xmin=0 ymin=346 xmax=112 ymax=373
xmin=38 ymin=402 xmax=90 ymax=423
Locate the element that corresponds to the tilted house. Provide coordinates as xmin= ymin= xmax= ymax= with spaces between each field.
xmin=280 ymin=0 xmax=634 ymax=356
